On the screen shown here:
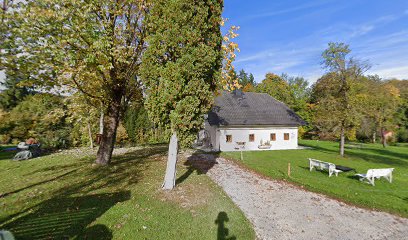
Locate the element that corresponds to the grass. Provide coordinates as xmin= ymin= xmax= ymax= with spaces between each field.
xmin=222 ymin=140 xmax=408 ymax=218
xmin=0 ymin=146 xmax=255 ymax=240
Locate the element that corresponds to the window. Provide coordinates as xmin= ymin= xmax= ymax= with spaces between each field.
xmin=226 ymin=135 xmax=232 ymax=143
xmin=284 ymin=133 xmax=290 ymax=140
xmin=270 ymin=133 xmax=276 ymax=141
xmin=249 ymin=134 xmax=255 ymax=142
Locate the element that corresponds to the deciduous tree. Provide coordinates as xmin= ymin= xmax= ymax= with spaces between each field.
xmin=363 ymin=76 xmax=401 ymax=147
xmin=256 ymin=73 xmax=292 ymax=104
xmin=3 ymin=0 xmax=148 ymax=164
xmin=221 ymin=19 xmax=241 ymax=91
xmin=315 ymin=42 xmax=369 ymax=156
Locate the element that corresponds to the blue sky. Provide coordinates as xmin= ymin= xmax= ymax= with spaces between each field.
xmin=223 ymin=0 xmax=408 ymax=83
xmin=1 ymin=1 xmax=407 ymax=87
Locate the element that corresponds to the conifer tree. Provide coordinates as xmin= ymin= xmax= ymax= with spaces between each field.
xmin=141 ymin=0 xmax=223 ymax=189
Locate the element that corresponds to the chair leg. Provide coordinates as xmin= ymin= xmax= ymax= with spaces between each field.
xmin=369 ymin=177 xmax=375 ymax=186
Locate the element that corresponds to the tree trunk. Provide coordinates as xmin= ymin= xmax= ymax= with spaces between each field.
xmin=87 ymin=120 xmax=94 ymax=149
xmin=340 ymin=126 xmax=345 ymax=157
xmin=162 ymin=132 xmax=178 ymax=190
xmin=96 ymin=103 xmax=120 ymax=165
xmin=99 ymin=111 xmax=104 ymax=135
xmin=372 ymin=131 xmax=376 ymax=143
xmin=381 ymin=127 xmax=387 ymax=148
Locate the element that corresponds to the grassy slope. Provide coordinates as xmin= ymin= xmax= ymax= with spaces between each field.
xmin=222 ymin=140 xmax=408 ymax=217
xmin=0 ymin=146 xmax=254 ymax=240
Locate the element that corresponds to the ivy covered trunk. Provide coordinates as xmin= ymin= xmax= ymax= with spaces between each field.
xmin=96 ymin=99 xmax=121 ymax=165
xmin=140 ymin=0 xmax=223 ymax=190
xmin=162 ymin=132 xmax=178 ymax=190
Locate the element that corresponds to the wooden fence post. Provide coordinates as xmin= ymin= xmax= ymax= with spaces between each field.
xmin=288 ymin=163 xmax=291 ymax=177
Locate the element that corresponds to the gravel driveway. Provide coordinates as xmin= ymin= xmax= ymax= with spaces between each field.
xmin=205 ymin=156 xmax=408 ymax=240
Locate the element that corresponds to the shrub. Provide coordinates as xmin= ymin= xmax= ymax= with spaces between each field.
xmin=396 ymin=127 xmax=408 ymax=142
xmin=0 ymin=134 xmax=11 ymax=144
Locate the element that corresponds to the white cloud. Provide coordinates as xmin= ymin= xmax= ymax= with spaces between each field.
xmin=350 ymin=25 xmax=375 ymax=37
xmin=350 ymin=14 xmax=399 ymax=38
xmin=235 ymin=6 xmax=408 ymax=83
xmin=369 ymin=66 xmax=408 ymax=80
xmin=245 ymin=0 xmax=337 ymax=20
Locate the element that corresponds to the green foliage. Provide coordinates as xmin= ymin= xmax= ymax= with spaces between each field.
xmin=256 ymin=73 xmax=292 ymax=104
xmin=237 ymin=69 xmax=256 ymax=90
xmin=389 ymin=79 xmax=408 ymax=130
xmin=140 ymin=0 xmax=223 ymax=147
xmin=65 ymin=93 xmax=100 ymax=147
xmin=321 ymin=42 xmax=351 ymax=72
xmin=124 ymin=105 xmax=151 ymax=143
xmin=5 ymin=0 xmax=147 ymax=102
xmin=396 ymin=127 xmax=408 ymax=142
xmin=256 ymin=72 xmax=312 ymax=135
xmin=0 ymin=0 xmax=34 ymax=111
xmin=357 ymin=76 xmax=401 ymax=143
xmin=313 ymin=43 xmax=370 ymax=144
xmin=4 ymin=0 xmax=149 ymax=163
xmin=0 ymin=77 xmax=33 ymax=110
xmin=0 ymin=93 xmax=70 ymax=148
xmin=123 ymin=105 xmax=170 ymax=145
xmin=115 ymin=123 xmax=129 ymax=146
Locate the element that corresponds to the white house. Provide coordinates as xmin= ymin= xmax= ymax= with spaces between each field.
xmin=200 ymin=90 xmax=306 ymax=152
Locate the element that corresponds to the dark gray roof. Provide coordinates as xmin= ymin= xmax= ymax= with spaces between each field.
xmin=208 ymin=91 xmax=306 ymax=126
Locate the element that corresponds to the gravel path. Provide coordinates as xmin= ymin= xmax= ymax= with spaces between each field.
xmin=206 ymin=157 xmax=408 ymax=240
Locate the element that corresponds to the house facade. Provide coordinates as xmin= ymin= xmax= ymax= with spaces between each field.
xmin=201 ymin=90 xmax=306 ymax=152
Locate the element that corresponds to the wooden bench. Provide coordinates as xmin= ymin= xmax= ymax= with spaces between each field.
xmin=309 ymin=158 xmax=342 ymax=177
xmin=355 ymin=168 xmax=394 ymax=186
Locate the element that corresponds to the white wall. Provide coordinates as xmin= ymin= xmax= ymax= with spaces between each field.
xmin=215 ymin=126 xmax=298 ymax=151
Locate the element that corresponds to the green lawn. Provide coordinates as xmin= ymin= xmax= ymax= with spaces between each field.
xmin=0 ymin=146 xmax=254 ymax=240
xmin=222 ymin=140 xmax=408 ymax=217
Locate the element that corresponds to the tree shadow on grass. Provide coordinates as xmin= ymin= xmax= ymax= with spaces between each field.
xmin=176 ymin=152 xmax=218 ymax=185
xmin=0 ymin=146 xmax=168 ymax=239
xmin=2 ymin=192 xmax=129 ymax=240
xmin=81 ymin=224 xmax=113 ymax=240
xmin=299 ymin=166 xmax=330 ymax=176
xmin=301 ymin=143 xmax=408 ymax=167
xmin=362 ymin=147 xmax=408 ymax=162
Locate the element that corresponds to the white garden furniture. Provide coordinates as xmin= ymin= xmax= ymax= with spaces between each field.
xmin=355 ymin=168 xmax=394 ymax=186
xmin=309 ymin=158 xmax=342 ymax=177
